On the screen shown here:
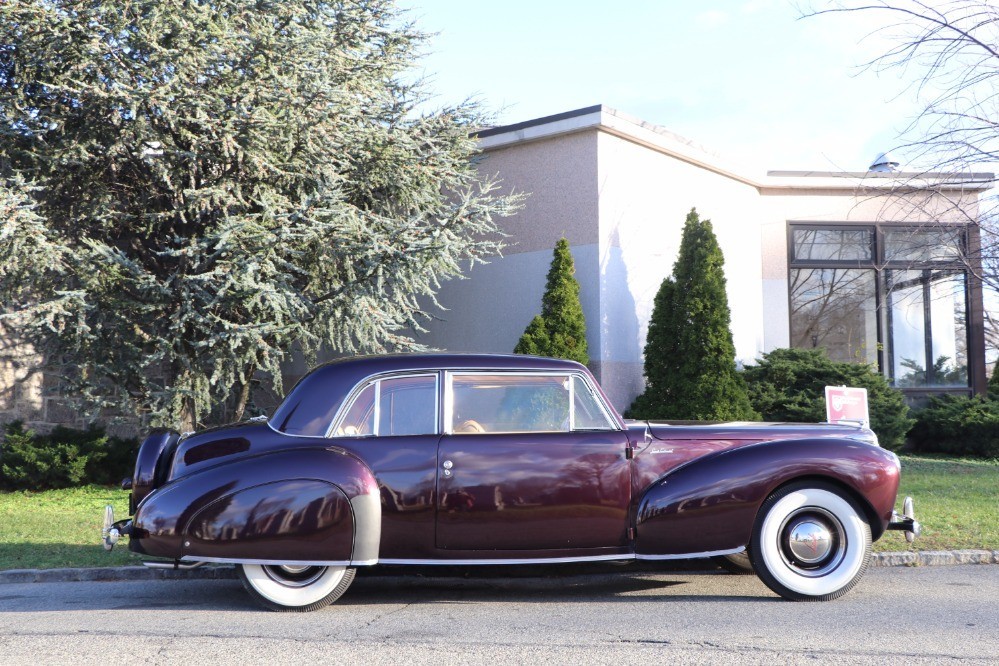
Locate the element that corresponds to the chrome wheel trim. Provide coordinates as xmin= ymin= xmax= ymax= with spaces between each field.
xmin=275 ymin=564 xmax=314 ymax=577
xmin=759 ymin=488 xmax=867 ymax=596
xmin=241 ymin=564 xmax=347 ymax=607
xmin=779 ymin=508 xmax=842 ymax=573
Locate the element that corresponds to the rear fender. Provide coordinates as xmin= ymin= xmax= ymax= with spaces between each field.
xmin=131 ymin=429 xmax=180 ymax=511
xmin=130 ymin=447 xmax=380 ymax=565
xmin=635 ymin=438 xmax=900 ymax=556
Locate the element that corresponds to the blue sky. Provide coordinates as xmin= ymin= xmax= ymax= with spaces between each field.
xmin=398 ymin=0 xmax=924 ymax=173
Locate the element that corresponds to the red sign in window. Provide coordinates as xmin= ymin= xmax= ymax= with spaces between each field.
xmin=825 ymin=386 xmax=870 ymax=426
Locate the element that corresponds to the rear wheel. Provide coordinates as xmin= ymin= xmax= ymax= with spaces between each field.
xmin=237 ymin=564 xmax=355 ymax=612
xmin=749 ymin=482 xmax=871 ymax=601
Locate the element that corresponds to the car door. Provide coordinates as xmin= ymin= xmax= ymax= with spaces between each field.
xmin=435 ymin=372 xmax=631 ymax=552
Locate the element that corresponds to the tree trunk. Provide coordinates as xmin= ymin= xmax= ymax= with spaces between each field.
xmin=232 ymin=364 xmax=256 ymax=422
xmin=178 ymin=395 xmax=197 ymax=433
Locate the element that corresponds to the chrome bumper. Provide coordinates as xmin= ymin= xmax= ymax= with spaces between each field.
xmin=886 ymin=496 xmax=921 ymax=543
xmin=101 ymin=505 xmax=132 ymax=551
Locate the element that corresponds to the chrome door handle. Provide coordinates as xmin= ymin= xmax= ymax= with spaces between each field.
xmin=442 ymin=459 xmax=453 ymax=477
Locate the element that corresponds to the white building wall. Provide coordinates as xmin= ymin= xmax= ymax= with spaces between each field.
xmin=419 ymin=131 xmax=602 ymax=356
xmin=593 ymin=131 xmax=765 ymax=409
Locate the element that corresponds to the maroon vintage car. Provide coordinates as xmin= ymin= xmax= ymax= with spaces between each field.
xmin=102 ymin=354 xmax=919 ymax=611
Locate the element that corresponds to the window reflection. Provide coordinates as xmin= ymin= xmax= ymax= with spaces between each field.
xmin=792 ymin=228 xmax=873 ymax=262
xmin=884 ymin=228 xmax=963 ymax=264
xmin=887 ymin=271 xmax=967 ymax=387
xmin=788 ymin=223 xmax=972 ymax=389
xmin=790 ymin=268 xmax=878 ymax=365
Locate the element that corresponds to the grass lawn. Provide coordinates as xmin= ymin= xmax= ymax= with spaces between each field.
xmin=874 ymin=455 xmax=999 ymax=553
xmin=0 ymin=455 xmax=996 ymax=570
xmin=0 ymin=485 xmax=139 ymax=570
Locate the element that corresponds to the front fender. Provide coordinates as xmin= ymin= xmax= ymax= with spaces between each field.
xmin=635 ymin=438 xmax=900 ymax=556
xmin=130 ymin=446 xmax=381 ymax=565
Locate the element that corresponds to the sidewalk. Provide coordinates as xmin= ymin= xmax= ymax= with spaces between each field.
xmin=3 ymin=550 xmax=997 ymax=585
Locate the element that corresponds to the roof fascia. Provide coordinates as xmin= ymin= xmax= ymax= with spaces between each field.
xmin=475 ymin=107 xmax=995 ymax=194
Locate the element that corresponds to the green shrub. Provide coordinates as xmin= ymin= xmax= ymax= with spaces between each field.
xmin=0 ymin=422 xmax=137 ymax=490
xmin=909 ymin=395 xmax=999 ymax=458
xmin=743 ymin=348 xmax=914 ymax=451
xmin=514 ymin=238 xmax=589 ymax=364
xmin=626 ymin=209 xmax=757 ymax=421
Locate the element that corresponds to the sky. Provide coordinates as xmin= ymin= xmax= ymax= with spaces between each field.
xmin=396 ymin=0 xmax=928 ymax=174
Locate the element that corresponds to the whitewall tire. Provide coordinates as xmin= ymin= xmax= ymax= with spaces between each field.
xmin=237 ymin=564 xmax=356 ymax=612
xmin=749 ymin=482 xmax=871 ymax=601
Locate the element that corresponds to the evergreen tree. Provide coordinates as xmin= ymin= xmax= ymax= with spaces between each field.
xmin=514 ymin=238 xmax=588 ymax=364
xmin=627 ymin=209 xmax=757 ymax=420
xmin=0 ymin=1 xmax=520 ymax=431
xmin=989 ymin=357 xmax=999 ymax=397
xmin=513 ymin=316 xmax=550 ymax=357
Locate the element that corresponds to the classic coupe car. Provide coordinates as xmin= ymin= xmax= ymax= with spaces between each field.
xmin=102 ymin=354 xmax=919 ymax=611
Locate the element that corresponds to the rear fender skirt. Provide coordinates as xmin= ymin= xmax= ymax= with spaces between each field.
xmin=129 ymin=448 xmax=380 ymax=563
xmin=635 ymin=438 xmax=900 ymax=556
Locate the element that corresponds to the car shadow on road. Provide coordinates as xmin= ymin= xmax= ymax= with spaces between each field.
xmin=342 ymin=572 xmax=775 ymax=606
xmin=0 ymin=570 xmax=775 ymax=613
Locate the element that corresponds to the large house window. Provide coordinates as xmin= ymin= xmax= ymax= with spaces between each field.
xmin=789 ymin=223 xmax=975 ymax=390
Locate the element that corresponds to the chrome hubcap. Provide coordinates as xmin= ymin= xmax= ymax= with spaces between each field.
xmin=778 ymin=507 xmax=845 ymax=577
xmin=787 ymin=520 xmax=833 ymax=563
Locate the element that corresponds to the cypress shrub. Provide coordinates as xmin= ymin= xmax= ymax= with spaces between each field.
xmin=626 ymin=209 xmax=757 ymax=421
xmin=514 ymin=238 xmax=588 ymax=364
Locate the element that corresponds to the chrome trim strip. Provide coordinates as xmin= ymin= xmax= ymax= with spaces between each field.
xmin=443 ymin=371 xmax=454 ymax=435
xmin=378 ymin=553 xmax=633 ymax=566
xmin=571 ymin=373 xmax=617 ymax=431
xmin=177 ymin=549 xmax=745 ymax=567
xmin=179 ymin=555 xmax=356 ymax=567
xmin=635 ymin=547 xmax=745 ymax=561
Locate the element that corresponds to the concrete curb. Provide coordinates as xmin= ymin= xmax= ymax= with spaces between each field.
xmin=870 ymin=549 xmax=999 ymax=567
xmin=2 ymin=550 xmax=997 ymax=585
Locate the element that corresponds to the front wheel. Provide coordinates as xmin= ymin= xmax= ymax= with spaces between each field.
xmin=749 ymin=482 xmax=871 ymax=601
xmin=237 ymin=564 xmax=356 ymax=612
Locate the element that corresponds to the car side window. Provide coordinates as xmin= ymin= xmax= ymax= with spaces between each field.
xmin=572 ymin=375 xmax=616 ymax=430
xmin=335 ymin=383 xmax=375 ymax=437
xmin=450 ymin=374 xmax=571 ymax=434
xmin=378 ymin=375 xmax=437 ymax=436
xmin=334 ymin=374 xmax=437 ymax=437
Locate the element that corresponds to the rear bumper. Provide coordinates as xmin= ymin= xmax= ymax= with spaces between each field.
xmin=885 ymin=496 xmax=920 ymax=543
xmin=100 ymin=505 xmax=133 ymax=551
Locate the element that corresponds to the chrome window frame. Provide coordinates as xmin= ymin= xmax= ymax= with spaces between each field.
xmin=326 ymin=371 xmax=440 ymax=439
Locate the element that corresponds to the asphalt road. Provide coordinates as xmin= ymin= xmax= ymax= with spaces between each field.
xmin=0 ymin=564 xmax=996 ymax=664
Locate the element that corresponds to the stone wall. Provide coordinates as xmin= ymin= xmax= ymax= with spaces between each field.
xmin=0 ymin=322 xmax=136 ymax=436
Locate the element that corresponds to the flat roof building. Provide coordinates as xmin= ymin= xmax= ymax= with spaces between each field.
xmin=418 ymin=105 xmax=994 ymax=412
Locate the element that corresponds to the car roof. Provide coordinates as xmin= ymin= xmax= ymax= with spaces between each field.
xmin=269 ymin=353 xmax=595 ymax=437
xmin=310 ymin=352 xmax=586 ymax=376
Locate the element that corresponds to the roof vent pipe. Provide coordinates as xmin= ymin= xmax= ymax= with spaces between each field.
xmin=869 ymin=152 xmax=900 ymax=172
